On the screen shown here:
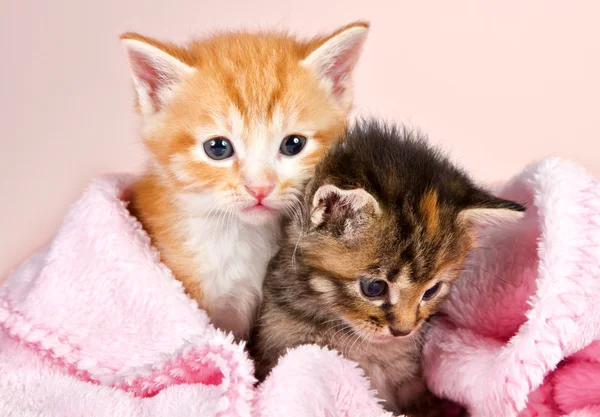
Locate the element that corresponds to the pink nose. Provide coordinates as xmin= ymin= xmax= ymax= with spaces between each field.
xmin=245 ymin=184 xmax=274 ymax=202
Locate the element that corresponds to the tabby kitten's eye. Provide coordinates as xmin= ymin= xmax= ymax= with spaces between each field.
xmin=280 ymin=135 xmax=307 ymax=156
xmin=422 ymin=283 xmax=441 ymax=301
xmin=203 ymin=137 xmax=234 ymax=160
xmin=360 ymin=278 xmax=388 ymax=298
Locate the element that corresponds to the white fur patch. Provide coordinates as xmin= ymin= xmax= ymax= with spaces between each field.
xmin=176 ymin=192 xmax=281 ymax=339
xmin=310 ymin=276 xmax=336 ymax=294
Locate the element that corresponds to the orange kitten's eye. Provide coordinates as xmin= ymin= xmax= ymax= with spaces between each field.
xmin=280 ymin=135 xmax=307 ymax=156
xmin=422 ymin=283 xmax=441 ymax=301
xmin=203 ymin=137 xmax=234 ymax=160
xmin=360 ymin=278 xmax=388 ymax=298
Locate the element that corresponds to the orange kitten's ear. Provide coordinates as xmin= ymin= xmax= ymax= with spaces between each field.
xmin=311 ymin=184 xmax=380 ymax=237
xmin=302 ymin=22 xmax=369 ymax=111
xmin=120 ymin=33 xmax=195 ymax=115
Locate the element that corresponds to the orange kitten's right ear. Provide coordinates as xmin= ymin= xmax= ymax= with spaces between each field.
xmin=120 ymin=33 xmax=195 ymax=115
xmin=302 ymin=22 xmax=369 ymax=112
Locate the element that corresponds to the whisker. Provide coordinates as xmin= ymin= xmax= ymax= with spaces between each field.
xmin=347 ymin=330 xmax=363 ymax=356
xmin=328 ymin=323 xmax=352 ymax=344
xmin=321 ymin=323 xmax=350 ymax=344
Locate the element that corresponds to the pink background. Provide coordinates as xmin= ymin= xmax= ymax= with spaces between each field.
xmin=1 ymin=0 xmax=599 ymax=278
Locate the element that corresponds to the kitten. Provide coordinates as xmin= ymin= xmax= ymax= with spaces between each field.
xmin=250 ymin=121 xmax=525 ymax=416
xmin=119 ymin=23 xmax=369 ymax=339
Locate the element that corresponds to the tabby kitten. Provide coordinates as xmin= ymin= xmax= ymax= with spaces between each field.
xmin=119 ymin=23 xmax=369 ymax=339
xmin=250 ymin=121 xmax=525 ymax=415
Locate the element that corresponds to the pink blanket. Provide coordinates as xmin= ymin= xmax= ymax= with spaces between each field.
xmin=2 ymin=158 xmax=599 ymax=417
xmin=423 ymin=158 xmax=600 ymax=417
xmin=0 ymin=174 xmax=391 ymax=417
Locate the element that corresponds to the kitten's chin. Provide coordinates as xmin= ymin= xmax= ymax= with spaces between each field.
xmin=370 ymin=334 xmax=402 ymax=344
xmin=237 ymin=204 xmax=280 ymax=225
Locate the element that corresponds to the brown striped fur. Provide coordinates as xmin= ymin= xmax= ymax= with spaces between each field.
xmin=250 ymin=121 xmax=525 ymax=415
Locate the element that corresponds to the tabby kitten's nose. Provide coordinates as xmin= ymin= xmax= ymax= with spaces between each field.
xmin=389 ymin=326 xmax=412 ymax=337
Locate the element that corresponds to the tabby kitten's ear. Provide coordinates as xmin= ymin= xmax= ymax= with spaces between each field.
xmin=311 ymin=184 xmax=380 ymax=237
xmin=302 ymin=22 xmax=369 ymax=111
xmin=459 ymin=191 xmax=526 ymax=228
xmin=120 ymin=33 xmax=195 ymax=116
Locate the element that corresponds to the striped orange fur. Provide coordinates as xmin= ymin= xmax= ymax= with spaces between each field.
xmin=120 ymin=23 xmax=369 ymax=337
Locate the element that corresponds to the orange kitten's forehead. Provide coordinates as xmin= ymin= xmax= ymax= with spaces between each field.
xmin=164 ymin=40 xmax=345 ymax=140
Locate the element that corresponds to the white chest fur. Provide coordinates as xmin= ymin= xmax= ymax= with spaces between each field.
xmin=182 ymin=208 xmax=281 ymax=339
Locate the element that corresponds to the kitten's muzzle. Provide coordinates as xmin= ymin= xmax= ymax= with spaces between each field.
xmin=388 ymin=326 xmax=412 ymax=337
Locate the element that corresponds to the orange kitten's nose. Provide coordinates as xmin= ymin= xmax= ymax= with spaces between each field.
xmin=245 ymin=184 xmax=275 ymax=202
xmin=389 ymin=326 xmax=412 ymax=337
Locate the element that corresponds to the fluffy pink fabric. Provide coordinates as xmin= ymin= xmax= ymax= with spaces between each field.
xmin=423 ymin=158 xmax=600 ymax=417
xmin=0 ymin=174 xmax=391 ymax=417
xmin=3 ymin=158 xmax=599 ymax=417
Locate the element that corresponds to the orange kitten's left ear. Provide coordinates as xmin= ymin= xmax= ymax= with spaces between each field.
xmin=120 ymin=33 xmax=196 ymax=115
xmin=302 ymin=22 xmax=369 ymax=111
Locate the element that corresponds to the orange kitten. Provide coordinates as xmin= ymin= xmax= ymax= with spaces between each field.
xmin=120 ymin=23 xmax=369 ymax=338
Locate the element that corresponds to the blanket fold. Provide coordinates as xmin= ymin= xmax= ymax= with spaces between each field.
xmin=2 ymin=158 xmax=599 ymax=417
xmin=423 ymin=158 xmax=600 ymax=417
xmin=0 ymin=174 xmax=390 ymax=417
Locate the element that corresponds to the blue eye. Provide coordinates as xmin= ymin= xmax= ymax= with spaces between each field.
xmin=360 ymin=278 xmax=388 ymax=298
xmin=422 ymin=283 xmax=441 ymax=301
xmin=203 ymin=137 xmax=234 ymax=160
xmin=280 ymin=135 xmax=307 ymax=156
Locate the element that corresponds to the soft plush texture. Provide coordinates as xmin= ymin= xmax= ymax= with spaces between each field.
xmin=2 ymin=158 xmax=599 ymax=417
xmin=0 ymin=174 xmax=391 ymax=417
xmin=423 ymin=158 xmax=600 ymax=417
